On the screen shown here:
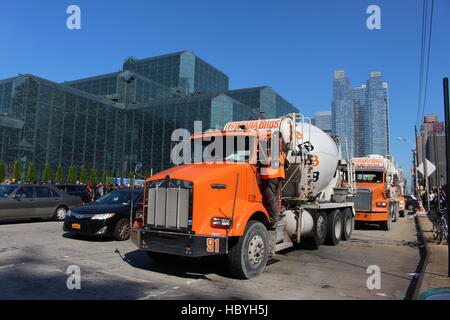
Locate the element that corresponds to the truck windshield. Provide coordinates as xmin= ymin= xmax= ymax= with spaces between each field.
xmin=191 ymin=135 xmax=255 ymax=163
xmin=355 ymin=172 xmax=383 ymax=183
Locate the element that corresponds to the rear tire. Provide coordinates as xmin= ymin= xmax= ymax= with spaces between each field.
xmin=341 ymin=208 xmax=353 ymax=241
xmin=306 ymin=211 xmax=327 ymax=248
xmin=227 ymin=220 xmax=269 ymax=279
xmin=325 ymin=209 xmax=342 ymax=246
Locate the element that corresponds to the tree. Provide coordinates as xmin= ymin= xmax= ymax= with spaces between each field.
xmin=128 ymin=171 xmax=135 ymax=186
xmin=25 ymin=162 xmax=36 ymax=183
xmin=143 ymin=169 xmax=151 ymax=178
xmin=55 ymin=165 xmax=64 ymax=183
xmin=12 ymin=160 xmax=22 ymax=182
xmin=102 ymin=170 xmax=110 ymax=184
xmin=79 ymin=167 xmax=88 ymax=184
xmin=89 ymin=169 xmax=98 ymax=185
xmin=0 ymin=161 xmax=6 ymax=182
xmin=67 ymin=165 xmax=78 ymax=183
xmin=41 ymin=163 xmax=52 ymax=183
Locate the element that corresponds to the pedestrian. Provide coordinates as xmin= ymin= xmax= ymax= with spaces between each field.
xmin=95 ymin=184 xmax=104 ymax=200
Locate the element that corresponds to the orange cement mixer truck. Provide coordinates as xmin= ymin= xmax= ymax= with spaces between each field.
xmin=131 ymin=114 xmax=356 ymax=278
xmin=350 ymin=155 xmax=400 ymax=230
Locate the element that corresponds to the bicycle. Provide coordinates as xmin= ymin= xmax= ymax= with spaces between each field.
xmin=432 ymin=209 xmax=449 ymax=245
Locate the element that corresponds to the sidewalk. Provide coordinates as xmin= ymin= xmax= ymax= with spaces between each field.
xmin=416 ymin=213 xmax=450 ymax=297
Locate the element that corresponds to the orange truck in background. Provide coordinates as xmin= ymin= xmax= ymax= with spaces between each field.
xmin=130 ymin=114 xmax=356 ymax=279
xmin=351 ymin=155 xmax=400 ymax=231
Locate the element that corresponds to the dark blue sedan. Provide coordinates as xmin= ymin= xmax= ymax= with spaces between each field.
xmin=63 ymin=188 xmax=143 ymax=240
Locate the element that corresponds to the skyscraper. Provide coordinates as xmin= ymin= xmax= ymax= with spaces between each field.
xmin=331 ymin=70 xmax=354 ymax=157
xmin=365 ymin=72 xmax=390 ymax=156
xmin=331 ymin=70 xmax=390 ymax=158
xmin=311 ymin=111 xmax=332 ymax=134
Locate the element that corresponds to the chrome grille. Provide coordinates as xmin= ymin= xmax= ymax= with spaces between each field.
xmin=352 ymin=188 xmax=372 ymax=211
xmin=145 ymin=179 xmax=192 ymax=231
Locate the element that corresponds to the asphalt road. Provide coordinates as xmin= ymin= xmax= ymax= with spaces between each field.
xmin=0 ymin=214 xmax=420 ymax=300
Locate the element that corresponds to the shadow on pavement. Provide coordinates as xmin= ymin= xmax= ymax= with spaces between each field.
xmin=119 ymin=249 xmax=233 ymax=280
xmin=62 ymin=232 xmax=116 ymax=242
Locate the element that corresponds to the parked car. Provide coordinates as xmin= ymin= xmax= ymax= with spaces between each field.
xmin=0 ymin=184 xmax=82 ymax=222
xmin=63 ymin=188 xmax=143 ymax=241
xmin=405 ymin=195 xmax=419 ymax=210
xmin=54 ymin=184 xmax=93 ymax=203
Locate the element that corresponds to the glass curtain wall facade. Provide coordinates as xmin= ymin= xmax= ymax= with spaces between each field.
xmin=332 ymin=70 xmax=354 ymax=158
xmin=0 ymin=51 xmax=298 ymax=178
xmin=332 ymin=70 xmax=390 ymax=158
xmin=351 ymin=86 xmax=366 ymax=157
xmin=225 ymin=87 xmax=297 ymax=119
xmin=311 ymin=111 xmax=332 ymax=134
xmin=365 ymin=72 xmax=389 ymax=156
xmin=123 ymin=51 xmax=229 ymax=95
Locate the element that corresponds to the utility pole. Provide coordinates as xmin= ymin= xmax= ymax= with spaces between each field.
xmin=422 ymin=124 xmax=431 ymax=211
xmin=432 ymin=132 xmax=441 ymax=212
xmin=442 ymin=77 xmax=450 ymax=277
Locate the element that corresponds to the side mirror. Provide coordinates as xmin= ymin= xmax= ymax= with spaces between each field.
xmin=12 ymin=193 xmax=20 ymax=200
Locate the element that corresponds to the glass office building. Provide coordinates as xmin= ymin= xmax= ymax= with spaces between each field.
xmin=332 ymin=70 xmax=390 ymax=158
xmin=311 ymin=111 xmax=332 ymax=134
xmin=123 ymin=51 xmax=229 ymax=95
xmin=332 ymin=70 xmax=354 ymax=158
xmin=0 ymin=52 xmax=298 ymax=178
xmin=64 ymin=71 xmax=179 ymax=104
xmin=364 ymin=72 xmax=389 ymax=156
xmin=225 ymin=87 xmax=297 ymax=119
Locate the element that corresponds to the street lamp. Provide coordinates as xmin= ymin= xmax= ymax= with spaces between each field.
xmin=396 ymin=137 xmax=419 ymax=197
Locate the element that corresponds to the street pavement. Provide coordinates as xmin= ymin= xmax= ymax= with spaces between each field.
xmin=417 ymin=213 xmax=450 ymax=295
xmin=0 ymin=214 xmax=420 ymax=300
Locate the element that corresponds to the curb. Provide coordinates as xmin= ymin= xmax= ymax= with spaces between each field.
xmin=404 ymin=215 xmax=429 ymax=300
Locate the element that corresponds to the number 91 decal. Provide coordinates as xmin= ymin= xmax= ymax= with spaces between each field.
xmin=206 ymin=238 xmax=220 ymax=253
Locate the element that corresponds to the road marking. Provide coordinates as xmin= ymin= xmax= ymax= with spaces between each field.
xmin=0 ymin=264 xmax=15 ymax=269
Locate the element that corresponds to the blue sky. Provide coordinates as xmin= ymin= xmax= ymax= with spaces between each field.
xmin=1 ymin=0 xmax=449 ymax=185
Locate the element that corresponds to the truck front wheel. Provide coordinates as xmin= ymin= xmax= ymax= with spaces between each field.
xmin=227 ymin=220 xmax=269 ymax=279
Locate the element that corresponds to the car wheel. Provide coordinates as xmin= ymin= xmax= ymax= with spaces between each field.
xmin=53 ymin=206 xmax=68 ymax=221
xmin=114 ymin=218 xmax=131 ymax=241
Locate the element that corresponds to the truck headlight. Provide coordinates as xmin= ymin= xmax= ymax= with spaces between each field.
xmin=376 ymin=202 xmax=387 ymax=207
xmin=211 ymin=217 xmax=232 ymax=228
xmin=91 ymin=213 xmax=116 ymax=220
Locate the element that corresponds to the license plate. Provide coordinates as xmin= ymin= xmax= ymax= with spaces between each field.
xmin=72 ymin=223 xmax=81 ymax=230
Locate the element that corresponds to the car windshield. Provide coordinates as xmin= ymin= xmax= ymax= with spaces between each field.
xmin=95 ymin=190 xmax=140 ymax=205
xmin=0 ymin=186 xmax=16 ymax=198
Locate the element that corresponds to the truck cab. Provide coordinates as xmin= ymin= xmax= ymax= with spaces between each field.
xmin=350 ymin=156 xmax=399 ymax=230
